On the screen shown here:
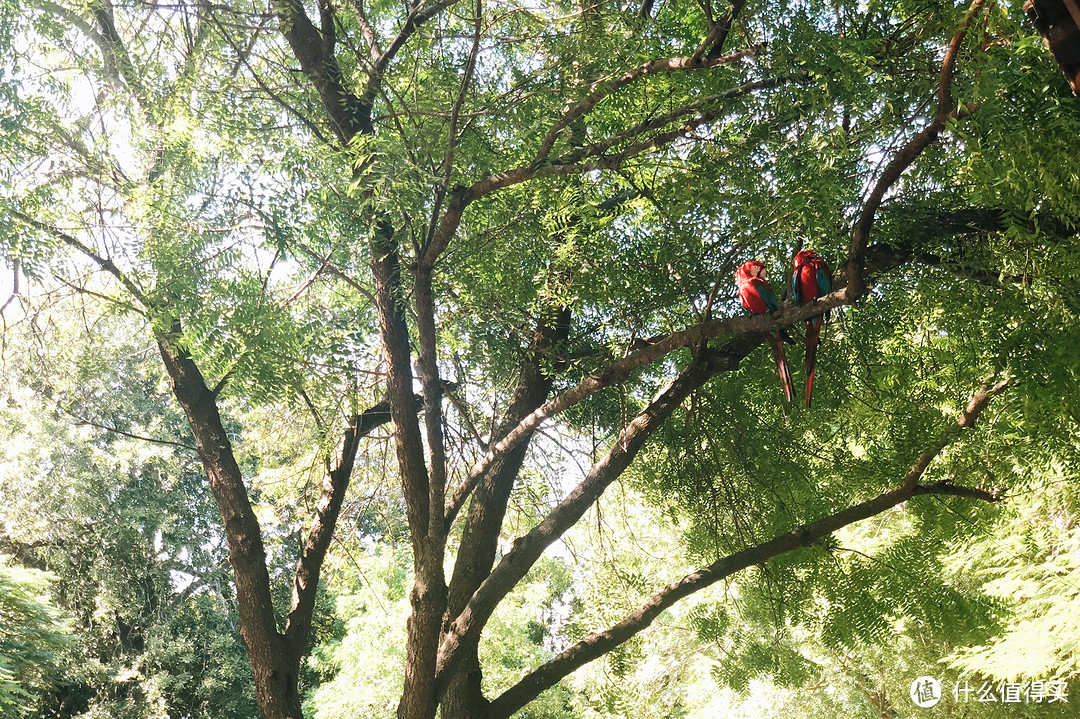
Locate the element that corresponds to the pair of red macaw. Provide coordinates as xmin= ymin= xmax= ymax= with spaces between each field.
xmin=735 ymin=250 xmax=832 ymax=407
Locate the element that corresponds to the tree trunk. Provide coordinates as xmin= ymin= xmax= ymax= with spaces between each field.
xmin=157 ymin=341 xmax=303 ymax=719
xmin=440 ymin=644 xmax=490 ymax=719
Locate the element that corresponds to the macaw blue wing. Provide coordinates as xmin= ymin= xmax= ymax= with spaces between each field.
xmin=817 ymin=267 xmax=832 ymax=295
xmin=756 ymin=282 xmax=782 ymax=313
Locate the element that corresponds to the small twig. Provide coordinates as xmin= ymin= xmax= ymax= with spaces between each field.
xmin=74 ymin=417 xmax=199 ymax=452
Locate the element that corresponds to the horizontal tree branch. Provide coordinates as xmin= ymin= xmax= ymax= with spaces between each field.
xmin=446 ymin=212 xmax=1030 ymax=536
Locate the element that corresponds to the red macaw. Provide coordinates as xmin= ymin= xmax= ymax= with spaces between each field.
xmin=791 ymin=249 xmax=832 ymax=408
xmin=735 ymin=260 xmax=795 ymax=403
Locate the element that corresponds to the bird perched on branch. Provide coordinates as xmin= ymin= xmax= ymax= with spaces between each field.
xmin=791 ymin=249 xmax=832 ymax=408
xmin=735 ymin=260 xmax=795 ymax=403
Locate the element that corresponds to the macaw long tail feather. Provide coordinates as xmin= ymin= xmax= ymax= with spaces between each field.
xmin=804 ymin=319 xmax=825 ymax=408
xmin=768 ymin=334 xmax=795 ymax=403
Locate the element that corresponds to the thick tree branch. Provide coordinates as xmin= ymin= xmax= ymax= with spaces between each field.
xmin=370 ymin=219 xmax=445 ymax=719
xmin=277 ymin=0 xmax=372 ymax=143
xmin=212 ymin=11 xmax=334 ymax=145
xmin=445 ymin=229 xmax=1018 ymax=546
xmin=444 ymin=307 xmax=571 ymax=606
xmin=40 ymin=0 xmax=149 ymax=111
xmin=157 ymin=336 xmax=300 ymax=718
xmin=416 ymin=267 xmax=449 ymax=541
xmin=436 ymin=347 xmax=741 ymax=689
xmin=370 ymin=221 xmax=430 ymax=551
xmin=694 ymin=0 xmax=747 ymax=61
xmin=283 ymin=394 xmax=408 ymax=658
xmin=486 ymin=377 xmax=1009 ymax=718
xmin=912 ymin=481 xmax=1000 ymax=502
xmin=439 ymin=306 xmax=571 ymax=713
xmin=447 ymin=288 xmax=853 ymax=526
xmin=846 ymin=0 xmax=985 ymax=296
xmin=345 ymin=0 xmax=382 ymax=59
xmin=412 ymin=0 xmax=484 ymax=544
xmin=91 ymin=0 xmax=147 ymax=102
xmin=423 ymin=57 xmax=778 ymax=271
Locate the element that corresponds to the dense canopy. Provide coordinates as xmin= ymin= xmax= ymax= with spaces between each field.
xmin=1 ymin=0 xmax=1079 ymax=717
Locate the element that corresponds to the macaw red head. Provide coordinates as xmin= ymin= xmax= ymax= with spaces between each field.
xmin=735 ymin=260 xmax=766 ymax=284
xmin=793 ymin=249 xmax=820 ymax=268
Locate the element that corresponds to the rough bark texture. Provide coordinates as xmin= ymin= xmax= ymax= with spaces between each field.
xmin=157 ymin=341 xmax=303 ymax=719
xmin=440 ymin=307 xmax=572 ymax=715
xmin=368 ymin=220 xmax=448 ymax=719
xmin=435 ymin=345 xmax=747 ymax=689
xmin=154 ymin=333 xmax=402 ymax=718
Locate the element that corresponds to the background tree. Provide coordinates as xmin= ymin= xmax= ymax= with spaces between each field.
xmin=2 ymin=0 xmax=1079 ymax=717
xmin=0 ymin=308 xmax=261 ymax=718
xmin=0 ymin=561 xmax=69 ymax=714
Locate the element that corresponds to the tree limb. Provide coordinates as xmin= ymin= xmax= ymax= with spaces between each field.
xmin=72 ymin=417 xmax=199 ymax=452
xmin=156 ymin=336 xmax=297 ymax=717
xmin=436 ymin=347 xmax=739 ymax=689
xmin=694 ymin=0 xmax=747 ymax=61
xmin=211 ymin=10 xmax=334 ymax=146
xmin=344 ymin=0 xmax=382 ymax=59
xmin=284 ymin=414 xmax=361 ymax=657
xmin=359 ymin=0 xmax=464 ymax=113
xmin=846 ymin=0 xmax=985 ymax=296
xmin=486 ymin=377 xmax=1009 ymax=718
xmin=277 ymin=0 xmax=372 ymax=143
xmin=423 ymin=56 xmax=777 ymax=271
xmin=423 ymin=0 xmax=483 ymax=256
xmin=531 ymin=45 xmax=761 ymax=170
xmin=443 ymin=306 xmax=571 ymax=621
xmin=446 ymin=288 xmax=853 ymax=528
xmin=286 ymin=388 xmax=430 ymax=656
xmin=7 ymin=207 xmax=149 ymax=307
